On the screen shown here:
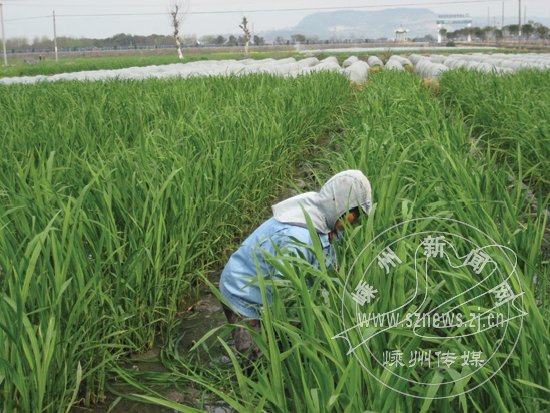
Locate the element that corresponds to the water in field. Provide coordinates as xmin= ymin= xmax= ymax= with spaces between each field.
xmin=89 ymin=168 xmax=322 ymax=413
xmin=75 ymin=289 xmax=232 ymax=413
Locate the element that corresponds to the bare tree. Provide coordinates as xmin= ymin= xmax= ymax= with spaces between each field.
xmin=239 ymin=16 xmax=252 ymax=55
xmin=169 ymin=1 xmax=187 ymax=60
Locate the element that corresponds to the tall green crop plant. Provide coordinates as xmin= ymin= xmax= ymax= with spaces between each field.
xmin=326 ymin=71 xmax=549 ymax=412
xmin=439 ymin=69 xmax=550 ymax=197
xmin=0 ymin=72 xmax=353 ymax=411
xmin=152 ymin=71 xmax=549 ymax=412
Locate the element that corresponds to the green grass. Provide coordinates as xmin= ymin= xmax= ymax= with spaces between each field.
xmin=127 ymin=71 xmax=549 ymax=412
xmin=0 ymin=72 xmax=352 ymax=412
xmin=0 ymin=68 xmax=548 ymax=412
xmin=439 ymin=69 xmax=550 ymax=197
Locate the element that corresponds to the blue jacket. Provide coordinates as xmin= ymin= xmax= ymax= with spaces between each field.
xmin=219 ymin=217 xmax=335 ymax=319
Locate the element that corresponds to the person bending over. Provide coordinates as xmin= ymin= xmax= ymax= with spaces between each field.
xmin=219 ymin=170 xmax=372 ymax=358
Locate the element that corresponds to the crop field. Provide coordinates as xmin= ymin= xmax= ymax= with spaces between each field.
xmin=440 ymin=70 xmax=550 ymax=195
xmin=0 ymin=51 xmax=298 ymax=79
xmin=0 ymin=62 xmax=549 ymax=412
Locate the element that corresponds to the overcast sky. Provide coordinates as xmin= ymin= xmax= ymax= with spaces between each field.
xmin=2 ymin=0 xmax=549 ymax=40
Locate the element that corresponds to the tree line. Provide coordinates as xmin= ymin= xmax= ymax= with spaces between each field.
xmin=4 ymin=32 xmax=267 ymax=52
xmin=442 ymin=21 xmax=549 ymax=42
xmin=6 ymin=21 xmax=549 ymax=53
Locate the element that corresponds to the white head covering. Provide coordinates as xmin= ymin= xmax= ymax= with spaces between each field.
xmin=272 ymin=170 xmax=372 ymax=234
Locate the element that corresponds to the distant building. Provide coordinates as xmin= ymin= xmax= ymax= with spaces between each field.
xmin=394 ymin=26 xmax=410 ymax=42
xmin=437 ymin=14 xmax=473 ymax=43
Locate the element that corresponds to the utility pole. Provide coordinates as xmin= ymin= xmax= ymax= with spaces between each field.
xmin=487 ymin=6 xmax=490 ymax=27
xmin=501 ymin=1 xmax=504 ymax=29
xmin=53 ymin=10 xmax=58 ymax=62
xmin=518 ymin=0 xmax=522 ymax=38
xmin=0 ymin=2 xmax=7 ymax=66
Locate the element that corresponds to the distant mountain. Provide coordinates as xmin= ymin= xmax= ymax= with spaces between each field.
xmin=260 ymin=8 xmax=550 ymax=41
xmin=262 ymin=8 xmax=439 ymax=40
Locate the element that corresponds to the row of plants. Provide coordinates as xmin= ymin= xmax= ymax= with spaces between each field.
xmin=439 ymin=69 xmax=550 ymax=197
xmin=0 ymin=52 xmax=297 ymax=78
xmin=0 ymin=73 xmax=352 ymax=412
xmin=1 ymin=50 xmax=536 ymax=79
xmin=124 ymin=70 xmax=549 ymax=412
xmin=1 ymin=67 xmax=548 ymax=412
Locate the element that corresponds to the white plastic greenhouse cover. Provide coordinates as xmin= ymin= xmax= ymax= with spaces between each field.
xmin=302 ymin=61 xmax=342 ymax=74
xmin=343 ymin=56 xmax=360 ymax=68
xmin=391 ymin=55 xmax=412 ymax=66
xmin=3 ymin=53 xmax=549 ymax=86
xmin=367 ymin=56 xmax=384 ymax=67
xmin=0 ymin=57 xmax=349 ymax=85
xmin=321 ymin=56 xmax=339 ymax=65
xmin=296 ymin=57 xmax=320 ymax=68
xmin=414 ymin=60 xmax=449 ymax=79
xmin=343 ymin=60 xmax=369 ymax=83
xmin=408 ymin=54 xmax=427 ymax=65
xmin=410 ymin=52 xmax=550 ymax=76
xmin=429 ymin=55 xmax=447 ymax=63
xmin=385 ymin=58 xmax=404 ymax=71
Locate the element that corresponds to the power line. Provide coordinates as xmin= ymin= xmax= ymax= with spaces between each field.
xmin=6 ymin=15 xmax=50 ymax=21
xmin=1 ymin=2 xmax=166 ymax=6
